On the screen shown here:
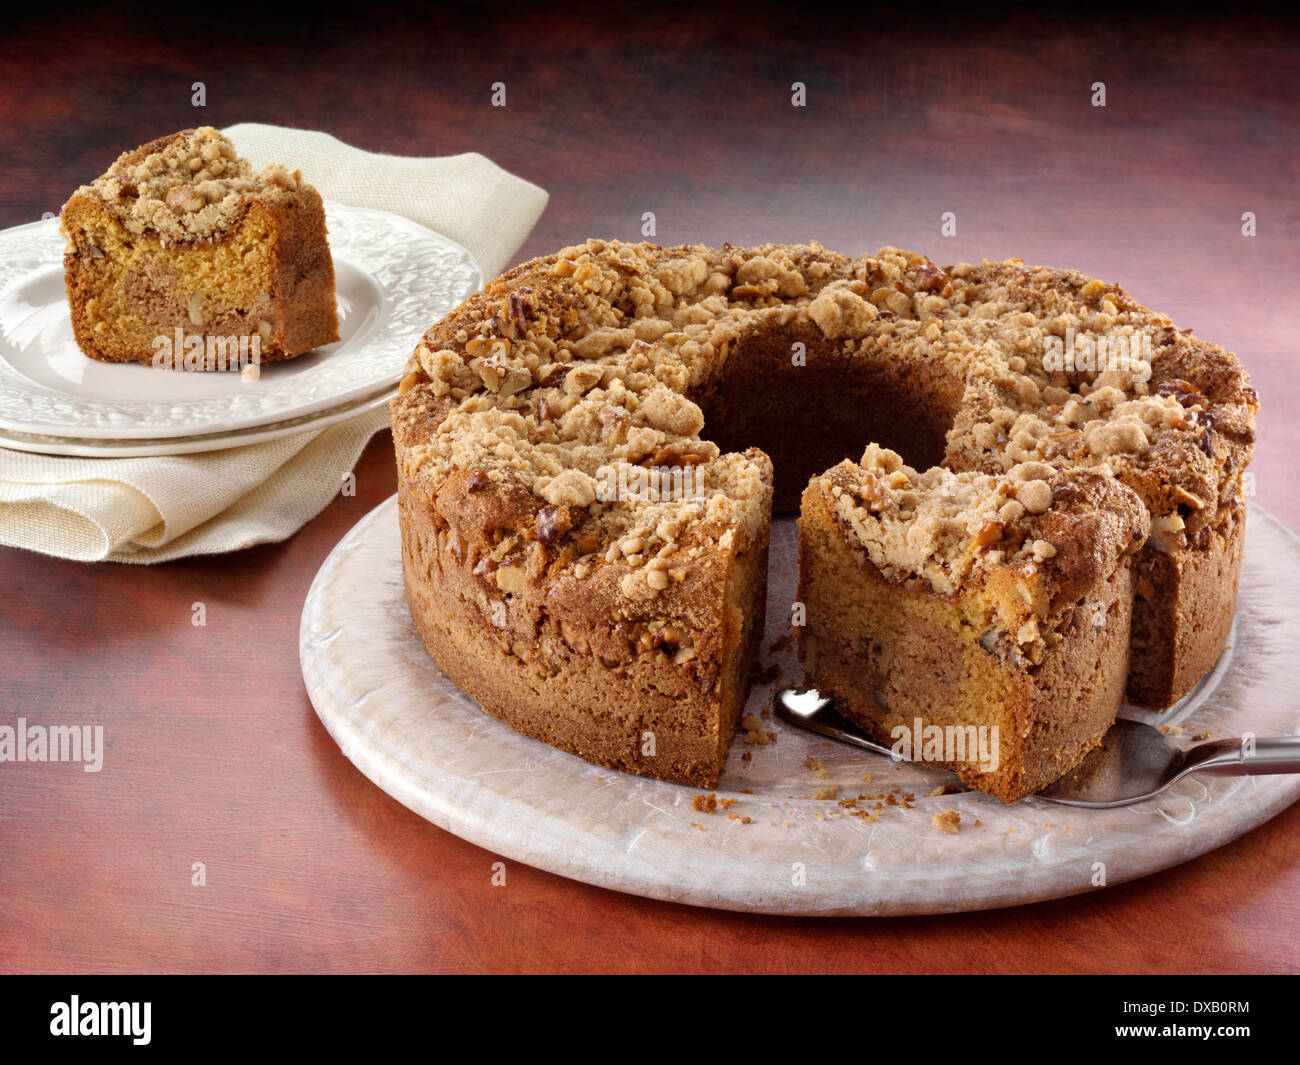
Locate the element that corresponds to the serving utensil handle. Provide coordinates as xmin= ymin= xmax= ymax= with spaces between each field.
xmin=1180 ymin=735 xmax=1300 ymax=778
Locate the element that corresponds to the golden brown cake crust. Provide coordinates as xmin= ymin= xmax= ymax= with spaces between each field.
xmin=392 ymin=238 xmax=1256 ymax=795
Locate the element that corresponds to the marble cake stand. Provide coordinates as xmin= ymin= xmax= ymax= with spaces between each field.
xmin=300 ymin=496 xmax=1300 ymax=916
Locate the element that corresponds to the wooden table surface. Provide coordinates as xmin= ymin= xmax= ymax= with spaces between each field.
xmin=2 ymin=8 xmax=1297 ymax=973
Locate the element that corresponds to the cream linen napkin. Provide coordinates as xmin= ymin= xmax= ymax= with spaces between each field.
xmin=0 ymin=125 xmax=548 ymax=563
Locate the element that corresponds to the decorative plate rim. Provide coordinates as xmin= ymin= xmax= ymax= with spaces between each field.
xmin=0 ymin=384 xmax=394 ymax=458
xmin=0 ymin=203 xmax=480 ymax=438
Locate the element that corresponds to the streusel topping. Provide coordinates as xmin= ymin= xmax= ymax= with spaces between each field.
xmin=399 ymin=371 xmax=771 ymax=599
xmin=73 ymin=127 xmax=307 ymax=244
xmin=392 ymin=239 xmax=1254 ymax=601
xmin=820 ymin=444 xmax=1077 ymax=597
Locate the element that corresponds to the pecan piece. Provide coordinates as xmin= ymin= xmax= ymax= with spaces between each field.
xmin=491 ymin=313 xmax=516 ymax=340
xmin=495 ymin=564 xmax=526 ymax=596
xmin=508 ymin=292 xmax=530 ymax=337
xmin=598 ymin=405 xmax=630 ymax=443
xmin=915 ymin=263 xmax=948 ymax=292
xmin=1154 ymin=378 xmax=1207 ymax=409
xmin=165 ymin=184 xmax=204 ymax=212
xmin=1040 ymin=430 xmax=1082 ymax=459
xmin=651 ymin=623 xmax=686 ymax=655
xmin=536 ymin=362 xmax=570 ymax=387
xmin=979 ymin=630 xmax=1029 ymax=669
xmin=970 ymin=520 xmax=1003 ymax=552
xmin=536 ymin=505 xmax=573 ymax=545
xmin=1186 ymin=408 xmax=1218 ymax=457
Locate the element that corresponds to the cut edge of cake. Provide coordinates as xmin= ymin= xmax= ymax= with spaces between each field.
xmin=797 ymin=446 xmax=1151 ymax=802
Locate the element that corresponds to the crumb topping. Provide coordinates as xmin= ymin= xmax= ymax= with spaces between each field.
xmin=392 ymin=238 xmax=1255 ymax=605
xmin=819 ymin=444 xmax=1080 ymax=597
xmin=398 ymin=377 xmax=770 ymax=598
xmin=67 ymin=127 xmax=310 ymax=244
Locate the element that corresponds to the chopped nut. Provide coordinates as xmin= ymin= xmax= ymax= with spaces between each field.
xmin=915 ymin=263 xmax=948 ymax=291
xmin=536 ymin=505 xmax=570 ymax=545
xmin=165 ymin=185 xmax=204 ymax=212
xmin=971 ymin=519 xmax=1003 ymax=551
xmin=1079 ymin=278 xmax=1107 ymax=303
xmin=495 ymin=564 xmax=526 ymax=595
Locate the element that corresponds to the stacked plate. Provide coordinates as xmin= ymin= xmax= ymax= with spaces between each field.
xmin=0 ymin=203 xmax=482 ymax=457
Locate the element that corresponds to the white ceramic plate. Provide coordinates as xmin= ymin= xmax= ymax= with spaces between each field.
xmin=0 ymin=384 xmax=394 ymax=457
xmin=300 ymin=498 xmax=1300 ymax=916
xmin=0 ymin=204 xmax=480 ymax=439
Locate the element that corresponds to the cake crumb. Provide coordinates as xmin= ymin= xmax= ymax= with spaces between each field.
xmin=804 ymin=756 xmax=828 ymax=778
xmin=692 ymin=792 xmax=717 ymax=813
xmin=933 ymin=810 xmax=960 ymax=834
xmin=727 ymin=812 xmax=752 ymax=824
xmin=717 ymin=797 xmax=737 ymax=810
xmin=741 ymin=713 xmax=771 ymax=746
xmin=859 ymin=772 xmax=874 ymax=783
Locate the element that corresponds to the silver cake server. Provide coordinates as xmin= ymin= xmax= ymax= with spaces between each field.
xmin=774 ymin=687 xmax=1300 ymax=808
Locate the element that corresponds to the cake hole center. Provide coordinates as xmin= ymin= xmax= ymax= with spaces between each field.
xmin=694 ymin=334 xmax=964 ymax=511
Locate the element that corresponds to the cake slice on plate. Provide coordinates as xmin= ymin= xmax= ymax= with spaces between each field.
xmin=797 ymin=444 xmax=1150 ymax=802
xmin=60 ymin=126 xmax=338 ymax=371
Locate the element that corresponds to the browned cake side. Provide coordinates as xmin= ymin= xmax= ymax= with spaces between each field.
xmin=391 ymin=378 xmax=773 ymax=788
xmin=60 ymin=127 xmax=338 ymax=370
xmin=392 ymin=239 xmax=1257 ymax=798
xmin=400 ymin=481 xmax=768 ymax=785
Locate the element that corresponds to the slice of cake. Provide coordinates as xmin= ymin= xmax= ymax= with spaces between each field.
xmin=60 ymin=127 xmax=338 ymax=371
xmin=797 ymin=444 xmax=1150 ymax=802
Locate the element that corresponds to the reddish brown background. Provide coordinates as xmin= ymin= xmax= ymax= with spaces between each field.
xmin=1 ymin=7 xmax=1297 ymax=973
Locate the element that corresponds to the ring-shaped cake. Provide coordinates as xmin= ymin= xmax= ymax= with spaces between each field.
xmin=390 ymin=240 xmax=1256 ymax=800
